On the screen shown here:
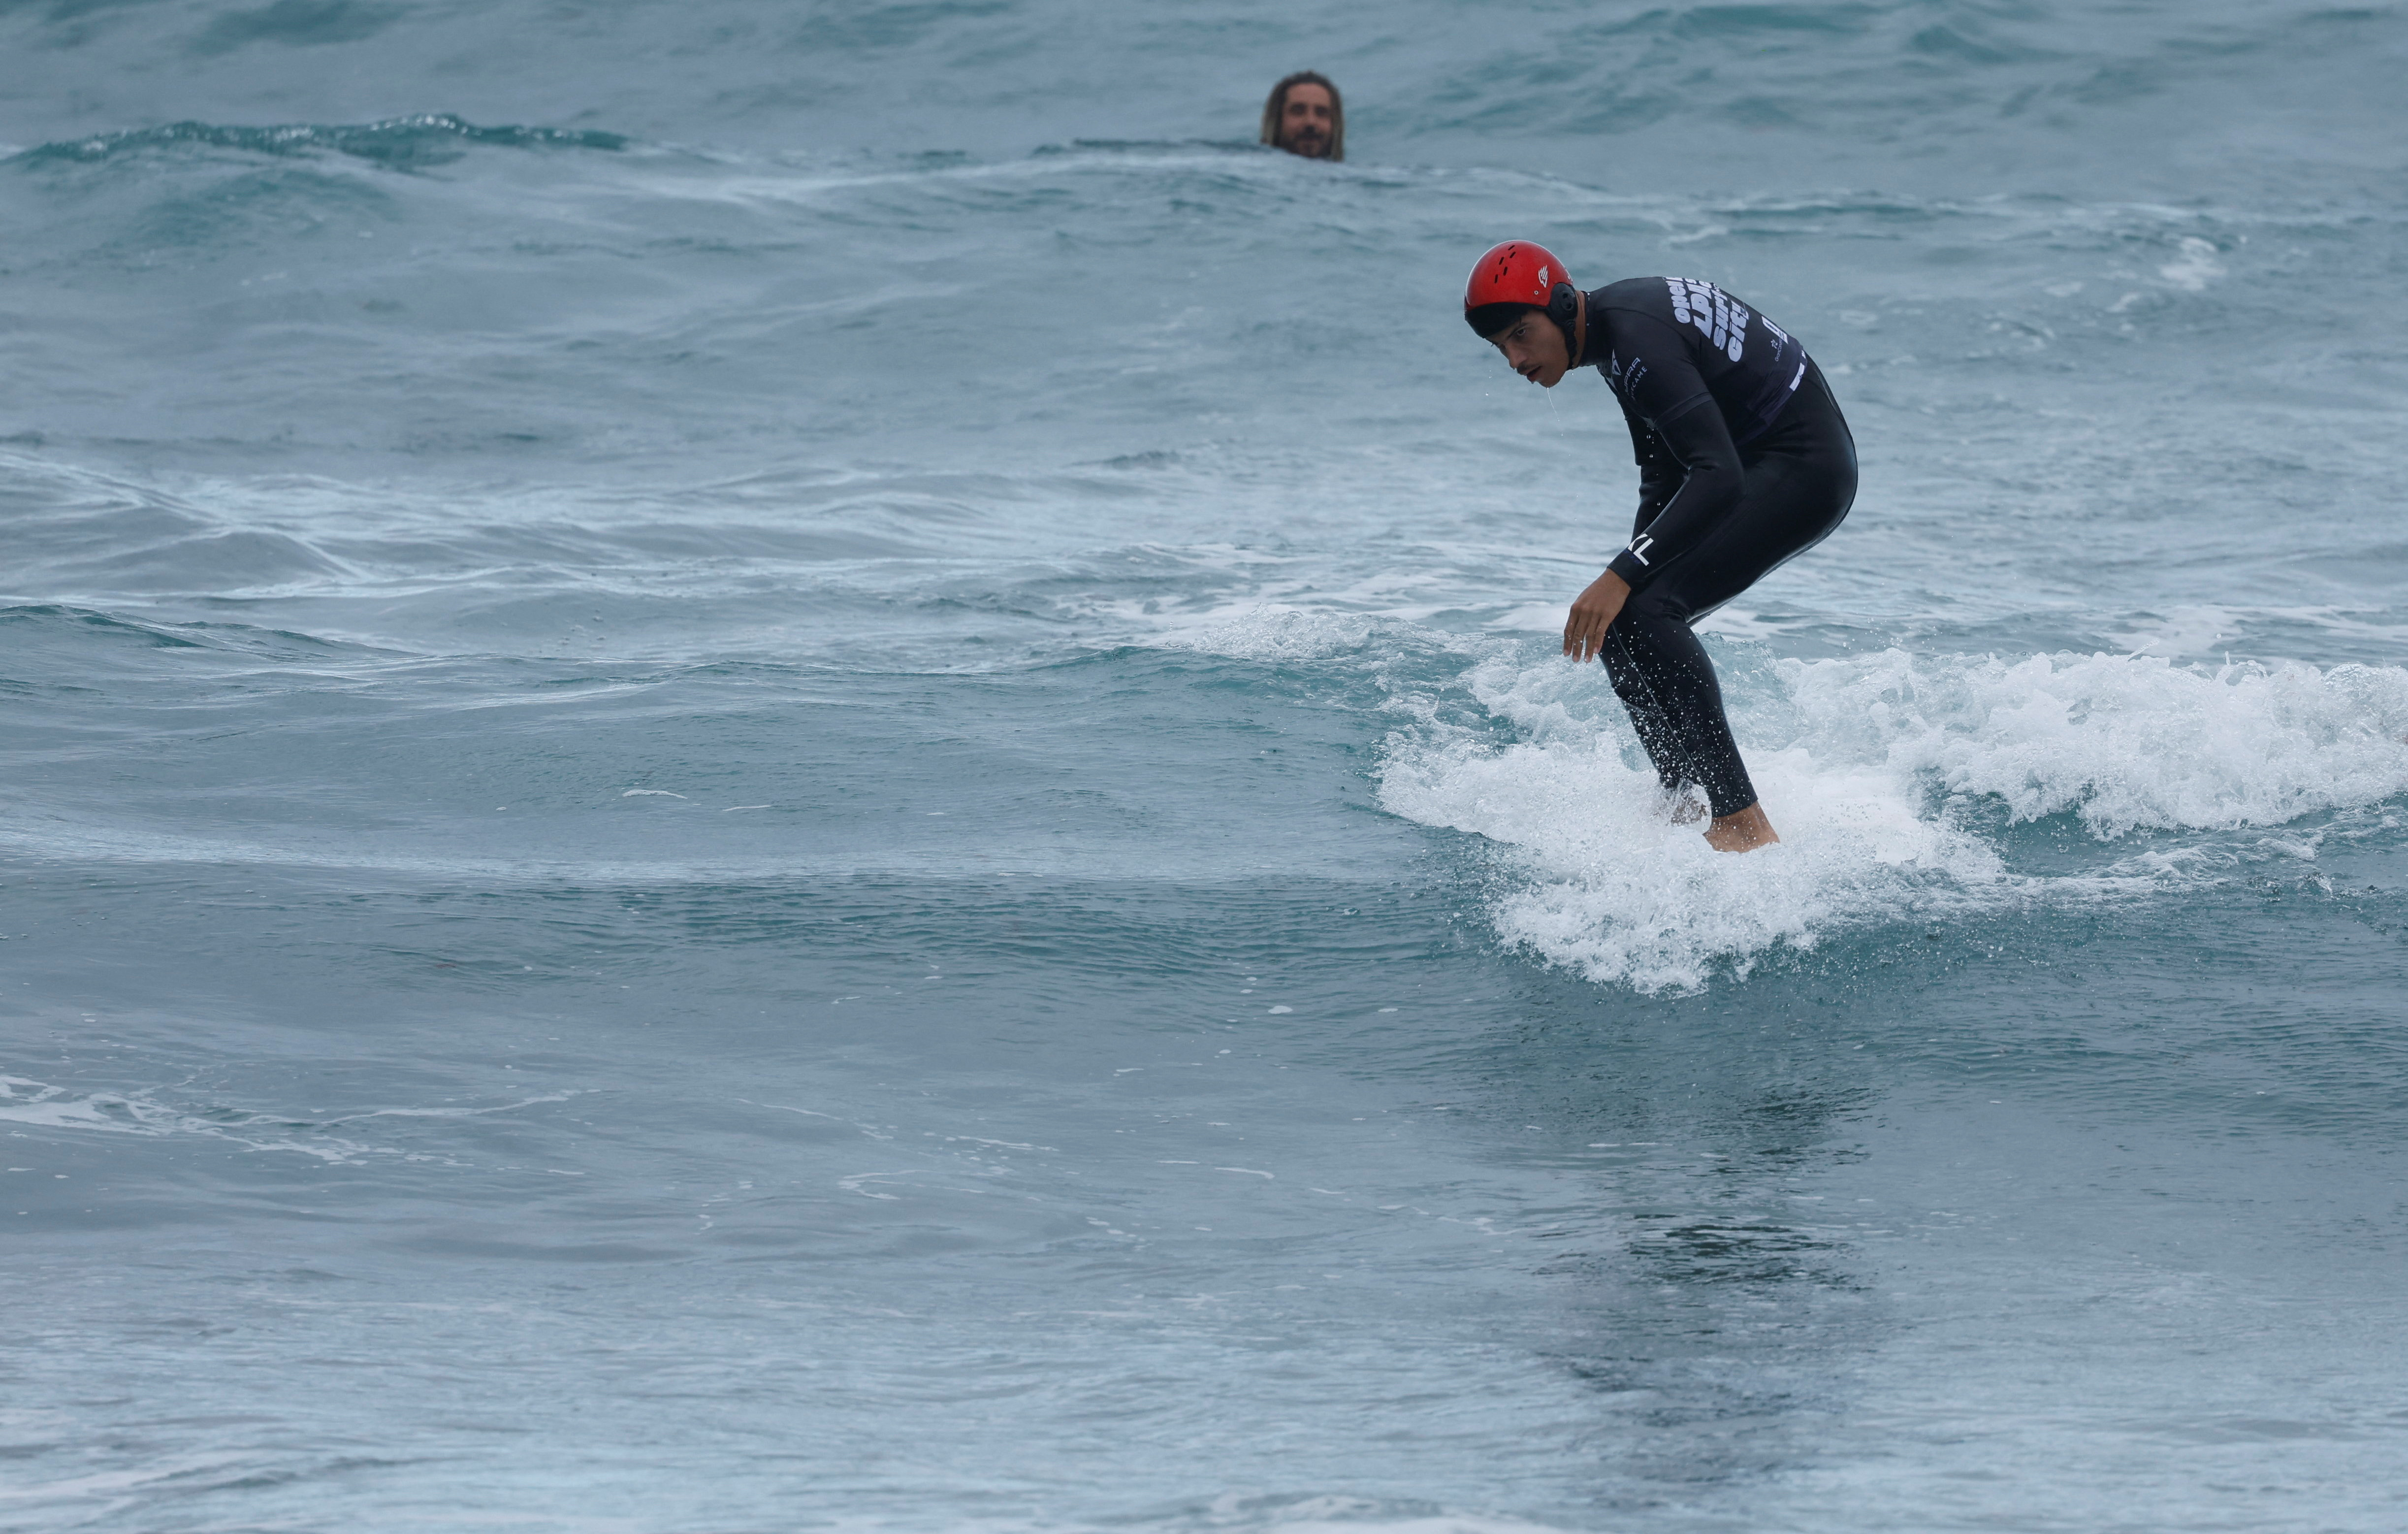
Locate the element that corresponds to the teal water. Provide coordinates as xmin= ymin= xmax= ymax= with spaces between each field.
xmin=4 ymin=3 xmax=2408 ymax=1531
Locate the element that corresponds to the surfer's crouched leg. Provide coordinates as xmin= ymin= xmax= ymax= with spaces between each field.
xmin=1595 ymin=371 xmax=1858 ymax=825
xmin=1600 ymin=600 xmax=1759 ymax=820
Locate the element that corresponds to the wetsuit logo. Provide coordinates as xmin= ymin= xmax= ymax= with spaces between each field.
xmin=1605 ymin=350 xmax=1648 ymax=398
xmin=1667 ymin=278 xmax=1748 ymax=363
xmin=1626 ymin=533 xmax=1655 ymax=567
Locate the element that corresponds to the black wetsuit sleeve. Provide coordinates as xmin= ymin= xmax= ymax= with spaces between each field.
xmin=1605 ymin=314 xmax=1744 ymax=587
xmin=1627 ymin=415 xmax=1679 ymax=535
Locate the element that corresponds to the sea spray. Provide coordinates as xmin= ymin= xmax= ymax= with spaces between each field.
xmin=1380 ymin=648 xmax=2408 ymax=990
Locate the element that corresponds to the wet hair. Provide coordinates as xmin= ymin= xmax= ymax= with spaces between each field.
xmin=1260 ymin=71 xmax=1345 ymax=163
xmin=1466 ymin=301 xmax=1537 ymax=339
xmin=1469 ymin=299 xmax=1581 ymax=361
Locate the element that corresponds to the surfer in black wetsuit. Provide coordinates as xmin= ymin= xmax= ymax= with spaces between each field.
xmin=1463 ymin=241 xmax=1858 ymax=852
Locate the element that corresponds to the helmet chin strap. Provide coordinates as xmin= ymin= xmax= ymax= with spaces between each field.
xmin=1570 ymin=290 xmax=1588 ymax=368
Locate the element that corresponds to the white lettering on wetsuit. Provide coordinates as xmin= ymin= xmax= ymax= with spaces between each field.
xmin=1605 ymin=350 xmax=1650 ymax=406
xmin=1593 ymin=274 xmax=1816 ymax=459
xmin=1667 ymin=278 xmax=1749 ymax=362
xmin=1625 ymin=533 xmax=1655 ymax=567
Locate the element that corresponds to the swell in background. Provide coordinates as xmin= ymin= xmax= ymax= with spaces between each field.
xmin=4 ymin=4 xmax=2408 ymax=1533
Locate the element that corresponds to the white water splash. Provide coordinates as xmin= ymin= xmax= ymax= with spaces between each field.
xmin=1379 ymin=648 xmax=2408 ymax=992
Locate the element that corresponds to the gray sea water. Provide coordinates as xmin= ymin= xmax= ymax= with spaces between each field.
xmin=5 ymin=3 xmax=2408 ymax=1531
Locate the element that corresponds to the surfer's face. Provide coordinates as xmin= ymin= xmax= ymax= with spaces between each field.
xmin=1491 ymin=310 xmax=1571 ymax=388
xmin=1277 ymin=84 xmax=1335 ymax=158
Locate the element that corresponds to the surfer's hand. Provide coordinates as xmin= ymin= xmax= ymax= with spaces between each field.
xmin=1563 ymin=569 xmax=1631 ymax=662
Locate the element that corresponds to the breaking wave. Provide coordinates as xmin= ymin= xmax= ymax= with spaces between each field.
xmin=1380 ymin=647 xmax=2408 ymax=992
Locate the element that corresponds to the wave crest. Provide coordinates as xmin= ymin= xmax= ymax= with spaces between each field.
xmin=1792 ymin=649 xmax=2408 ymax=838
xmin=8 ymin=114 xmax=627 ymax=171
xmin=1379 ymin=647 xmax=2408 ymax=992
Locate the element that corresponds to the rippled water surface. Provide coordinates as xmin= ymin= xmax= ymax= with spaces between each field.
xmin=4 ymin=3 xmax=2408 ymax=1531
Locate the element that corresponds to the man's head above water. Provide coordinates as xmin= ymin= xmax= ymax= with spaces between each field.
xmin=1261 ymin=71 xmax=1343 ymax=161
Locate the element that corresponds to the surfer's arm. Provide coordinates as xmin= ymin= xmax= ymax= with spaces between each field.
xmin=1628 ymin=415 xmax=1678 ymax=534
xmin=1604 ymin=392 xmax=1742 ymax=587
xmin=1572 ymin=421 xmax=1678 ymax=657
xmin=1600 ymin=312 xmax=1743 ymax=587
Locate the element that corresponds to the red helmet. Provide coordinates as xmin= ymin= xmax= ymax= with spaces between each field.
xmin=1465 ymin=240 xmax=1570 ymax=310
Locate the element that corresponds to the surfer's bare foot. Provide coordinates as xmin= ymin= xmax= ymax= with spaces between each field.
xmin=1704 ymin=803 xmax=1779 ymax=852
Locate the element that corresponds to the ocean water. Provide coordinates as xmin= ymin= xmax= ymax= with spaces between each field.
xmin=4 ymin=2 xmax=2408 ymax=1530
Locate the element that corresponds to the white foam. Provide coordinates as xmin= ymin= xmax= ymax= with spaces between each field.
xmin=0 ymin=1074 xmax=570 ymax=1164
xmin=1484 ymin=602 xmax=1568 ymax=634
xmin=0 ymin=1077 xmax=151 ymax=1133
xmin=1789 ymin=649 xmax=2408 ymax=838
xmin=2105 ymin=604 xmax=2239 ymax=658
xmin=2159 ymin=234 xmax=2225 ymax=291
xmin=1379 ymin=657 xmax=2012 ymax=993
xmin=1378 ymin=648 xmax=2408 ymax=993
xmin=1186 ymin=1495 xmax=1570 ymax=1534
xmin=1153 ymin=604 xmax=1381 ymax=662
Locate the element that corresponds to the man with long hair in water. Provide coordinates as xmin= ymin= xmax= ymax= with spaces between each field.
xmin=1462 ymin=241 xmax=1857 ymax=852
xmin=1260 ymin=71 xmax=1342 ymax=161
